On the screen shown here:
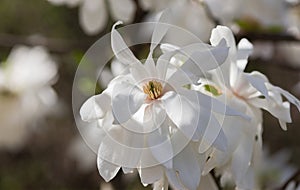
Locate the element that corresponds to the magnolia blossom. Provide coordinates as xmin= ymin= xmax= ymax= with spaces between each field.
xmin=189 ymin=26 xmax=300 ymax=189
xmin=79 ymin=12 xmax=254 ymax=189
xmin=140 ymin=0 xmax=215 ymax=43
xmin=204 ymin=0 xmax=289 ymax=31
xmin=47 ymin=0 xmax=136 ymax=35
xmin=0 ymin=45 xmax=57 ymax=150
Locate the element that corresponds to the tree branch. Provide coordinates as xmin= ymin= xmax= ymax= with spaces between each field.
xmin=236 ymin=32 xmax=300 ymax=43
xmin=0 ymin=33 xmax=92 ymax=53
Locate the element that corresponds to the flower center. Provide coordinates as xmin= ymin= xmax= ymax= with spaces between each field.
xmin=143 ymin=80 xmax=163 ymax=100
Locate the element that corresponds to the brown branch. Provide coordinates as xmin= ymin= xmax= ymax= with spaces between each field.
xmin=236 ymin=32 xmax=300 ymax=43
xmin=249 ymin=58 xmax=300 ymax=72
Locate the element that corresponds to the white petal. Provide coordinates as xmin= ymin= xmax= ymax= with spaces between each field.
xmin=191 ymin=90 xmax=250 ymax=119
xmin=248 ymin=98 xmax=292 ymax=126
xmin=97 ymin=158 xmax=120 ymax=182
xmin=98 ymin=126 xmax=143 ymax=168
xmin=143 ymin=102 xmax=167 ymax=132
xmin=236 ymin=166 xmax=255 ymax=190
xmin=161 ymin=91 xmax=201 ymax=141
xmin=122 ymin=167 xmax=134 ymax=174
xmin=245 ymin=72 xmax=269 ymax=99
xmin=160 ymin=43 xmax=179 ymax=54
xmin=166 ymin=143 xmax=202 ymax=190
xmin=147 ymin=127 xmax=173 ymax=169
xmin=149 ymin=10 xmax=171 ymax=53
xmin=166 ymin=68 xmax=195 ymax=87
xmin=111 ymin=21 xmax=141 ymax=65
xmin=272 ymin=86 xmax=300 ymax=112
xmin=145 ymin=10 xmax=172 ymax=75
xmin=210 ymin=25 xmax=237 ymax=56
xmin=153 ymin=176 xmax=169 ymax=190
xmin=209 ymin=25 xmax=237 ymax=87
xmin=165 ymin=169 xmax=185 ymax=190
xmin=181 ymin=40 xmax=229 ymax=82
xmin=156 ymin=50 xmax=179 ymax=80
xmin=237 ymin=38 xmax=253 ymax=71
xmin=79 ymin=0 xmax=107 ymax=35
xmin=199 ymin=115 xmax=228 ymax=153
xmin=197 ymin=174 xmax=218 ymax=190
xmin=111 ymin=81 xmax=146 ymax=124
xmin=231 ymin=135 xmax=254 ymax=183
xmin=109 ymin=0 xmax=136 ymax=23
xmin=111 ymin=59 xmax=129 ymax=76
xmin=138 ymin=165 xmax=164 ymax=186
xmin=80 ymin=93 xmax=111 ymax=122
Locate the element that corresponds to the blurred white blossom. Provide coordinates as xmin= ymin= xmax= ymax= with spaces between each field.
xmin=0 ymin=45 xmax=58 ymax=150
xmin=276 ymin=42 xmax=300 ymax=68
xmin=47 ymin=0 xmax=136 ymax=35
xmin=205 ymin=0 xmax=289 ymax=31
xmin=141 ymin=0 xmax=214 ymax=43
xmin=287 ymin=4 xmax=300 ymax=37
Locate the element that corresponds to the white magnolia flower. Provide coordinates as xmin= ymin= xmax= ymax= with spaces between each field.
xmin=0 ymin=45 xmax=58 ymax=150
xmin=79 ymin=12 xmax=251 ymax=189
xmin=205 ymin=0 xmax=289 ymax=30
xmin=47 ymin=0 xmax=136 ymax=35
xmin=192 ymin=25 xmax=300 ymax=189
xmin=140 ymin=0 xmax=215 ymax=43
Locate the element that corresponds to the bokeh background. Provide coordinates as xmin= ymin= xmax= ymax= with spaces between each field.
xmin=0 ymin=0 xmax=299 ymax=189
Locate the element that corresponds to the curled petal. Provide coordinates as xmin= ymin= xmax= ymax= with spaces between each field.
xmin=111 ymin=22 xmax=141 ymax=65
xmin=237 ymin=38 xmax=253 ymax=71
xmin=80 ymin=93 xmax=111 ymax=122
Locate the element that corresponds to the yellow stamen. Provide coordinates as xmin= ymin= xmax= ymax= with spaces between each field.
xmin=143 ymin=80 xmax=163 ymax=100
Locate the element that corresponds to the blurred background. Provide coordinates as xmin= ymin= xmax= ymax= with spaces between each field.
xmin=0 ymin=0 xmax=299 ymax=189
